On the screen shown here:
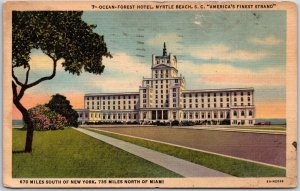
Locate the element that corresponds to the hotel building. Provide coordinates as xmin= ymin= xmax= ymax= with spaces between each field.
xmin=77 ymin=43 xmax=255 ymax=126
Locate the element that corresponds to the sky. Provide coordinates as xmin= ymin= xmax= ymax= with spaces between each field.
xmin=13 ymin=10 xmax=286 ymax=119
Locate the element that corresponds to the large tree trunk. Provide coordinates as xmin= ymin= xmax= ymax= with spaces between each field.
xmin=13 ymin=98 xmax=34 ymax=153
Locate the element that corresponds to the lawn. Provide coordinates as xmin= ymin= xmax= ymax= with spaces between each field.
xmin=88 ymin=128 xmax=286 ymax=177
xmin=12 ymin=128 xmax=181 ymax=178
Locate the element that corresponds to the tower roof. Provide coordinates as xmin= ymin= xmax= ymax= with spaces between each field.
xmin=163 ymin=42 xmax=167 ymax=56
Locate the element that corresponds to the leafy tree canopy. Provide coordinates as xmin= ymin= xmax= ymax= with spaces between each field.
xmin=46 ymin=94 xmax=79 ymax=127
xmin=12 ymin=11 xmax=112 ymax=75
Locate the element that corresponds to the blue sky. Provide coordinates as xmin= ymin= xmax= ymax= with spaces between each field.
xmin=14 ymin=10 xmax=287 ymax=118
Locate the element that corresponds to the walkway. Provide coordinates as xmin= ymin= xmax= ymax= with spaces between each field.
xmin=74 ymin=128 xmax=232 ymax=177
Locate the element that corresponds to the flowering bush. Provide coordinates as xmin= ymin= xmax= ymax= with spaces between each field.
xmin=28 ymin=105 xmax=67 ymax=131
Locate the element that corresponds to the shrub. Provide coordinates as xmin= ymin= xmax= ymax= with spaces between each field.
xmin=28 ymin=105 xmax=67 ymax=131
xmin=46 ymin=94 xmax=79 ymax=127
xmin=171 ymin=120 xmax=179 ymax=126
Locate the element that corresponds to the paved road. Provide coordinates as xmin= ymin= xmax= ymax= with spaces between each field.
xmin=74 ymin=128 xmax=232 ymax=177
xmin=91 ymin=127 xmax=286 ymax=167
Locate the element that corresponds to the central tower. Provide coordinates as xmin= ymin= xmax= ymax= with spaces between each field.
xmin=139 ymin=43 xmax=185 ymax=122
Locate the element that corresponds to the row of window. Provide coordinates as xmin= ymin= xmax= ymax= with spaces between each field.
xmin=232 ymin=120 xmax=253 ymax=125
xmin=183 ymin=97 xmax=251 ymax=103
xmin=86 ymin=95 xmax=138 ymax=100
xmin=183 ymin=91 xmax=252 ymax=98
xmin=87 ymin=105 xmax=138 ymax=110
xmin=233 ymin=110 xmax=253 ymax=116
xmin=145 ymin=79 xmax=180 ymax=85
xmin=183 ymin=111 xmax=230 ymax=119
xmin=183 ymin=102 xmax=252 ymax=108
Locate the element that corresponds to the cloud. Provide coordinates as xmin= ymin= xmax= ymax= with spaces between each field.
xmin=178 ymin=60 xmax=285 ymax=88
xmin=189 ymin=44 xmax=269 ymax=61
xmin=248 ymin=35 xmax=282 ymax=46
xmin=89 ymin=52 xmax=150 ymax=92
xmin=194 ymin=14 xmax=205 ymax=26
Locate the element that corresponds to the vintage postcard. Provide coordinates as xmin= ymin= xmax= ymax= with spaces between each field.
xmin=3 ymin=1 xmax=297 ymax=188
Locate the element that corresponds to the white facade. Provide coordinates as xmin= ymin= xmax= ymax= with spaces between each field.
xmin=77 ymin=43 xmax=255 ymax=126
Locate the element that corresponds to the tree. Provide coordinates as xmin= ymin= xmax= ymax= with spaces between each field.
xmin=46 ymin=94 xmax=79 ymax=127
xmin=12 ymin=11 xmax=111 ymax=153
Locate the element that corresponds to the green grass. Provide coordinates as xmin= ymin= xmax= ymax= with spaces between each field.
xmin=12 ymin=128 xmax=181 ymax=178
xmin=88 ymin=128 xmax=286 ymax=177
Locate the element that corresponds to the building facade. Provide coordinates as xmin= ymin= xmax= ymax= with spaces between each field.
xmin=77 ymin=43 xmax=255 ymax=126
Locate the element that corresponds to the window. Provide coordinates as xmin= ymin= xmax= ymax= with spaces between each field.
xmin=189 ymin=104 xmax=192 ymax=108
xmin=249 ymin=110 xmax=253 ymax=116
xmin=241 ymin=92 xmax=243 ymax=96
xmin=220 ymin=93 xmax=223 ymax=96
xmin=241 ymin=97 xmax=244 ymax=101
xmin=248 ymin=103 xmax=251 ymax=106
xmin=227 ymin=103 xmax=229 ymax=107
xmin=227 ymin=98 xmax=229 ymax=102
xmin=214 ymin=98 xmax=216 ymax=102
xmin=248 ymin=97 xmax=251 ymax=101
xmin=173 ymin=88 xmax=176 ymax=92
xmin=220 ymin=103 xmax=223 ymax=107
xmin=196 ymin=104 xmax=198 ymax=108
xmin=234 ymin=111 xmax=237 ymax=116
xmin=248 ymin=92 xmax=251 ymax=96
xmin=214 ymin=93 xmax=216 ymax=97
xmin=234 ymin=98 xmax=237 ymax=101
xmin=220 ymin=98 xmax=223 ymax=102
xmin=214 ymin=103 xmax=216 ymax=108
xmin=175 ymin=79 xmax=178 ymax=83
xmin=214 ymin=112 xmax=217 ymax=118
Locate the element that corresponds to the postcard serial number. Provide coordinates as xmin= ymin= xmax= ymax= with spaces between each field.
xmin=266 ymin=180 xmax=284 ymax=183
